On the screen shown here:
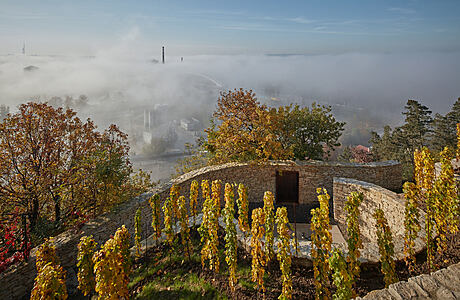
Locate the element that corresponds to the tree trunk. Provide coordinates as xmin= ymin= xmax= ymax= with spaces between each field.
xmin=54 ymin=194 xmax=61 ymax=227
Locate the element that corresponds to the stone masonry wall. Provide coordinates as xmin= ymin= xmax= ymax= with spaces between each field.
xmin=333 ymin=177 xmax=425 ymax=261
xmin=0 ymin=160 xmax=401 ymax=299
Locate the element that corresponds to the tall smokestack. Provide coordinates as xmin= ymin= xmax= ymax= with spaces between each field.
xmin=162 ymin=46 xmax=165 ymax=64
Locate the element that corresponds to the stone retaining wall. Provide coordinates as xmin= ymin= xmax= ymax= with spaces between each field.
xmin=333 ymin=177 xmax=425 ymax=261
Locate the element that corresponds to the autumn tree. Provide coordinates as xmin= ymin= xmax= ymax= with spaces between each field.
xmin=0 ymin=102 xmax=149 ymax=245
xmin=204 ymin=89 xmax=344 ymax=164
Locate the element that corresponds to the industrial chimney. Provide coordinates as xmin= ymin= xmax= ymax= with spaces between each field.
xmin=162 ymin=46 xmax=165 ymax=64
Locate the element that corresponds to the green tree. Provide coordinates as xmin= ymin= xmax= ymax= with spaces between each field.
xmin=431 ymin=98 xmax=460 ymax=152
xmin=276 ymin=104 xmax=345 ymax=160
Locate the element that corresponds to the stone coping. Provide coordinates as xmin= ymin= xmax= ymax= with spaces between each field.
xmin=173 ymin=160 xmax=401 ymax=184
xmin=358 ymin=263 xmax=460 ymax=299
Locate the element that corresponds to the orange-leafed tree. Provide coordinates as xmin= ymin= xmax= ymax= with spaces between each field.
xmin=0 ymin=102 xmax=146 ymax=239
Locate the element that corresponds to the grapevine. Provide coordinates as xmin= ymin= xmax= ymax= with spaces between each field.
xmin=275 ymin=207 xmax=292 ymax=300
xmin=208 ymin=180 xmax=221 ymax=272
xmin=134 ymin=207 xmax=142 ymax=257
xmin=76 ymin=235 xmax=97 ymax=296
xmin=93 ymin=225 xmax=131 ymax=299
xmin=178 ymin=195 xmax=192 ymax=258
xmin=30 ymin=263 xmax=68 ymax=300
xmin=402 ymin=182 xmax=421 ymax=272
xmin=263 ymin=191 xmax=275 ymax=261
xmin=457 ymin=123 xmax=460 ymax=160
xmin=162 ymin=196 xmax=175 ymax=248
xmin=190 ymin=180 xmax=199 ymax=226
xmin=310 ymin=188 xmax=332 ymax=300
xmin=250 ymin=207 xmax=266 ymax=294
xmin=31 ymin=238 xmax=67 ymax=300
xmin=237 ymin=183 xmax=250 ymax=236
xmin=374 ymin=208 xmax=398 ymax=287
xmin=344 ymin=191 xmax=362 ymax=287
xmin=434 ymin=146 xmax=458 ymax=254
xmin=170 ymin=184 xmax=180 ymax=223
xmin=198 ymin=180 xmax=211 ymax=269
xmin=148 ymin=194 xmax=162 ymax=242
xmin=419 ymin=147 xmax=436 ymax=270
xmin=223 ymin=183 xmax=237 ymax=291
xmin=35 ymin=238 xmax=59 ymax=273
xmin=329 ymin=248 xmax=353 ymax=300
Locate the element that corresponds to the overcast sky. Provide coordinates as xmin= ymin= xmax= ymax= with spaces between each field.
xmin=1 ymin=0 xmax=460 ymax=55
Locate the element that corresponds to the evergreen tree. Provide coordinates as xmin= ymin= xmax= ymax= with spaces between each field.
xmin=432 ymin=98 xmax=460 ymax=152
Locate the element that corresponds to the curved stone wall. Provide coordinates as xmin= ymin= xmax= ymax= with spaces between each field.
xmin=333 ymin=177 xmax=426 ymax=261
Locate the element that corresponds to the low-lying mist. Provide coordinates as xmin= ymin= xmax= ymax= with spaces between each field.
xmin=1 ymin=47 xmax=459 ymax=148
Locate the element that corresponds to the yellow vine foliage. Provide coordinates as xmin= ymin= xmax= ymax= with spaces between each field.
xmin=30 ymin=263 xmax=68 ymax=300
xmin=190 ymin=180 xmax=199 ymax=226
xmin=162 ymin=196 xmax=175 ymax=247
xmin=374 ymin=209 xmax=398 ymax=287
xmin=434 ymin=147 xmax=459 ymax=254
xmin=419 ymin=147 xmax=436 ymax=270
xmin=198 ymin=180 xmax=211 ymax=269
xmin=263 ymin=191 xmax=275 ymax=261
xmin=148 ymin=194 xmax=162 ymax=241
xmin=93 ymin=225 xmax=131 ymax=300
xmin=329 ymin=249 xmax=353 ymax=300
xmin=237 ymin=183 xmax=250 ymax=236
xmin=208 ymin=180 xmax=221 ymax=271
xmin=77 ymin=236 xmax=97 ymax=296
xmin=223 ymin=183 xmax=237 ymax=291
xmin=134 ymin=207 xmax=142 ymax=257
xmin=211 ymin=180 xmax=222 ymax=218
xmin=251 ymin=207 xmax=266 ymax=294
xmin=344 ymin=191 xmax=363 ymax=292
xmin=310 ymin=188 xmax=332 ymax=300
xmin=457 ymin=123 xmax=460 ymax=160
xmin=35 ymin=238 xmax=60 ymax=272
xmin=31 ymin=238 xmax=68 ymax=300
xmin=402 ymin=182 xmax=421 ymax=273
xmin=170 ymin=184 xmax=180 ymax=222
xmin=275 ymin=207 xmax=292 ymax=300
xmin=178 ymin=195 xmax=192 ymax=258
